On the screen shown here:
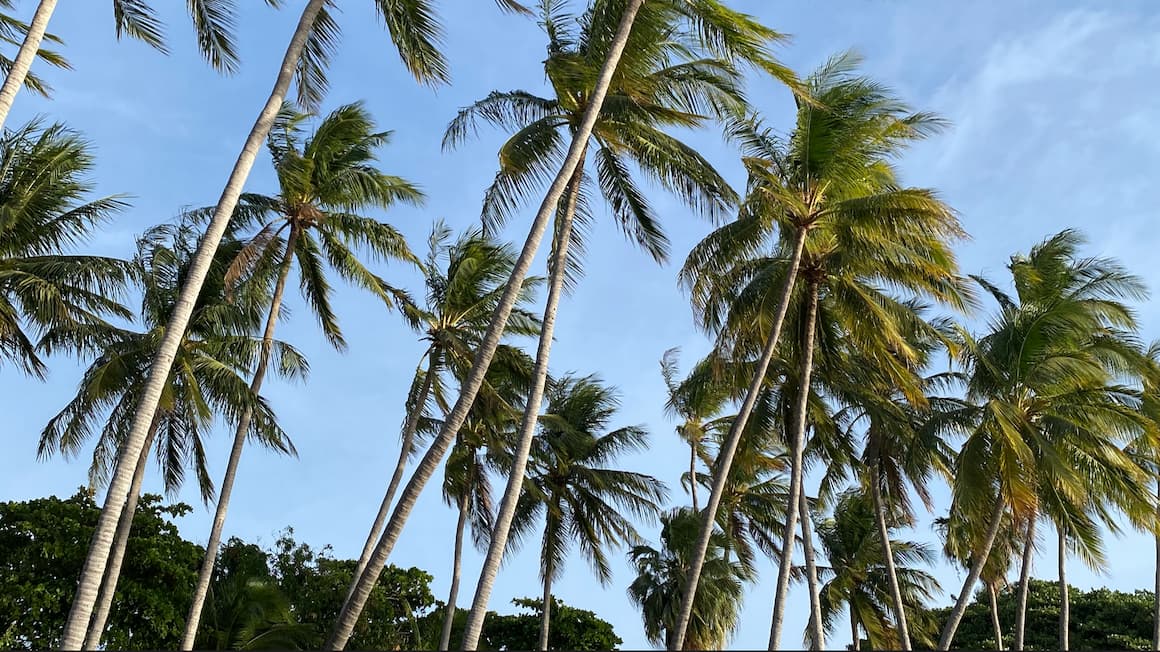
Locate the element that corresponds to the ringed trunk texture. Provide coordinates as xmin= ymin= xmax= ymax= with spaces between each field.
xmin=690 ymin=444 xmax=698 ymax=512
xmin=1013 ymin=516 xmax=1036 ymax=651
xmin=670 ymin=227 xmax=808 ymax=651
xmin=538 ymin=572 xmax=553 ymax=651
xmin=937 ymin=497 xmax=1008 ymax=650
xmin=871 ymin=465 xmax=911 ymax=651
xmin=325 ymin=0 xmax=640 ymax=635
xmin=59 ymin=3 xmax=328 ymax=646
xmin=988 ymin=583 xmax=1004 ymax=651
xmin=180 ymin=225 xmax=301 ymax=650
xmin=767 ymin=277 xmax=819 ymax=652
xmin=346 ymin=352 xmax=437 ymax=605
xmin=798 ymin=489 xmax=824 ymax=650
xmin=439 ymin=491 xmax=471 ymax=651
xmin=1059 ymin=526 xmax=1069 ymax=651
xmin=459 ymin=163 xmax=584 ymax=651
xmin=0 ymin=0 xmax=57 ymax=130
xmin=82 ymin=420 xmax=160 ymax=649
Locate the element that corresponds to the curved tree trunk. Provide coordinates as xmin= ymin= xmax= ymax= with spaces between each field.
xmin=460 ymin=161 xmax=583 ymax=651
xmin=937 ymin=497 xmax=1008 ymax=650
xmin=60 ymin=4 xmax=328 ymax=647
xmin=1013 ymin=516 xmax=1036 ymax=651
xmin=346 ymin=351 xmax=437 ymax=605
xmin=180 ymin=225 xmax=301 ymax=650
xmin=1058 ymin=526 xmax=1068 ymax=651
xmin=672 ymin=228 xmax=809 ymax=652
xmin=767 ymin=278 xmax=819 ymax=652
xmin=439 ymin=490 xmax=471 ymax=651
xmin=82 ymin=419 xmax=160 ymax=649
xmin=988 ymin=582 xmax=1004 ymax=651
xmin=0 ymin=0 xmax=57 ymax=131
xmin=538 ymin=567 xmax=554 ymax=651
xmin=871 ymin=465 xmax=911 ymax=651
xmin=690 ymin=443 xmax=698 ymax=513
xmin=324 ymin=5 xmax=642 ymax=646
xmin=798 ymin=489 xmax=824 ymax=650
xmin=850 ymin=608 xmax=860 ymax=651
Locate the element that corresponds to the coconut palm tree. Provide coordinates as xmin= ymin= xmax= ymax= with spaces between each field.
xmin=61 ymin=2 xmax=454 ymax=643
xmin=0 ymin=119 xmax=132 ymax=378
xmin=937 ymin=230 xmax=1157 ymax=650
xmin=672 ymin=51 xmax=964 ymax=649
xmin=935 ymin=508 xmax=1021 ymax=651
xmin=0 ymin=4 xmax=67 ymax=101
xmin=36 ymin=218 xmax=303 ymax=648
xmin=179 ymin=101 xmax=421 ymax=650
xmin=508 ymin=373 xmax=666 ymax=650
xmin=629 ymin=507 xmax=753 ymax=650
xmin=661 ymin=348 xmax=731 ymax=512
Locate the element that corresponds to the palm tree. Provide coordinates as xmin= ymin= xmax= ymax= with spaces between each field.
xmin=36 ymin=218 xmax=302 ymax=648
xmin=629 ymin=507 xmax=754 ymax=650
xmin=935 ymin=508 xmax=1020 ymax=651
xmin=0 ymin=4 xmax=68 ymax=101
xmin=509 ymin=373 xmax=666 ymax=650
xmin=0 ymin=119 xmax=132 ymax=378
xmin=345 ymin=222 xmax=541 ymax=605
xmin=660 ymin=347 xmax=730 ymax=512
xmin=672 ymin=51 xmax=963 ymax=650
xmin=937 ymin=230 xmax=1157 ymax=650
xmin=179 ymin=102 xmax=421 ymax=650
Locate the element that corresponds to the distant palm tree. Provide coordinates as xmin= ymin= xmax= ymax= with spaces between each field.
xmin=511 ymin=373 xmax=667 ymax=650
xmin=0 ymin=119 xmax=132 ymax=378
xmin=660 ymin=347 xmax=730 ymax=512
xmin=180 ymin=101 xmax=421 ymax=650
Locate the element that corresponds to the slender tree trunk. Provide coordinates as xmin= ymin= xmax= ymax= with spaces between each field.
xmin=346 ymin=351 xmax=437 ymax=605
xmin=439 ymin=491 xmax=471 ymax=651
xmin=538 ymin=568 xmax=553 ymax=651
xmin=1058 ymin=526 xmax=1068 ymax=651
xmin=82 ymin=419 xmax=160 ymax=649
xmin=672 ymin=228 xmax=809 ymax=652
xmin=767 ymin=277 xmax=819 ymax=652
xmin=988 ymin=582 xmax=1004 ymax=651
xmin=0 ymin=0 xmax=56 ymax=131
xmin=180 ymin=225 xmax=301 ymax=650
xmin=60 ymin=4 xmax=328 ymax=647
xmin=460 ymin=161 xmax=584 ymax=651
xmin=325 ymin=5 xmax=642 ymax=647
xmin=798 ymin=489 xmax=824 ymax=650
xmin=1154 ymin=479 xmax=1160 ymax=651
xmin=690 ymin=443 xmax=698 ymax=513
xmin=850 ymin=608 xmax=860 ymax=651
xmin=1013 ymin=516 xmax=1035 ymax=651
xmin=937 ymin=497 xmax=1008 ymax=650
xmin=871 ymin=465 xmax=911 ymax=651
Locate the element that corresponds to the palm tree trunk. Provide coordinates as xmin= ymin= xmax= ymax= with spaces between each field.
xmin=439 ymin=490 xmax=471 ymax=651
xmin=180 ymin=225 xmax=301 ymax=651
xmin=325 ymin=4 xmax=642 ymax=647
xmin=460 ymin=159 xmax=584 ymax=652
xmin=538 ymin=570 xmax=553 ymax=651
xmin=60 ymin=4 xmax=328 ymax=647
xmin=690 ymin=444 xmax=698 ymax=513
xmin=1058 ymin=526 xmax=1068 ymax=651
xmin=871 ymin=465 xmax=911 ymax=651
xmin=346 ymin=351 xmax=437 ymax=605
xmin=0 ymin=0 xmax=56 ymax=131
xmin=850 ymin=608 xmax=860 ymax=651
xmin=672 ymin=228 xmax=809 ymax=652
xmin=1013 ymin=516 xmax=1035 ymax=651
xmin=798 ymin=489 xmax=824 ymax=650
xmin=767 ymin=277 xmax=819 ymax=652
xmin=1155 ymin=479 xmax=1160 ymax=651
xmin=989 ymin=582 xmax=1004 ymax=651
xmin=82 ymin=418 xmax=160 ymax=649
xmin=937 ymin=497 xmax=1008 ymax=650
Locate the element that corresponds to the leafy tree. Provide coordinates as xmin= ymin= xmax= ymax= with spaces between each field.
xmin=420 ymin=599 xmax=622 ymax=651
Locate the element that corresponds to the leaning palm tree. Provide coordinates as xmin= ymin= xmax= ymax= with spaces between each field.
xmin=179 ymin=101 xmax=421 ymax=650
xmin=0 ymin=119 xmax=132 ymax=378
xmin=509 ymin=374 xmax=667 ymax=650
xmin=61 ymin=2 xmax=453 ymax=642
xmin=0 ymin=4 xmax=68 ymax=101
xmin=37 ymin=218 xmax=302 ymax=648
xmin=629 ymin=507 xmax=754 ymax=650
xmin=672 ymin=51 xmax=962 ymax=649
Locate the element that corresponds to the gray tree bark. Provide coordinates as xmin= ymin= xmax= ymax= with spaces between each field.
xmin=1013 ymin=517 xmax=1036 ymax=651
xmin=0 ymin=0 xmax=56 ymax=130
xmin=439 ymin=490 xmax=471 ymax=651
xmin=989 ymin=582 xmax=1005 ymax=651
xmin=871 ymin=465 xmax=911 ymax=650
xmin=799 ymin=489 xmax=824 ymax=650
xmin=937 ymin=498 xmax=1008 ymax=650
xmin=538 ymin=568 xmax=554 ymax=651
xmin=1058 ymin=526 xmax=1069 ymax=651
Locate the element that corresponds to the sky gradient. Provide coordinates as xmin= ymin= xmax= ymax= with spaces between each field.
xmin=3 ymin=1 xmax=1160 ymax=649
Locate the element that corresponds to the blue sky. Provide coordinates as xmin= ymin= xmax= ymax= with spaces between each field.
xmin=3 ymin=0 xmax=1160 ymax=649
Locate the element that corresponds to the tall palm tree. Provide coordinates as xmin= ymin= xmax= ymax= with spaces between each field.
xmin=937 ymin=230 xmax=1157 ymax=650
xmin=672 ymin=51 xmax=962 ymax=649
xmin=661 ymin=347 xmax=730 ymax=512
xmin=345 ymin=222 xmax=541 ymax=603
xmin=36 ymin=218 xmax=302 ymax=648
xmin=0 ymin=119 xmax=132 ymax=378
xmin=628 ymin=507 xmax=754 ymax=650
xmin=509 ymin=373 xmax=666 ymax=650
xmin=61 ymin=1 xmax=452 ymax=644
xmin=179 ymin=101 xmax=421 ymax=650
xmin=0 ymin=4 xmax=68 ymax=101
